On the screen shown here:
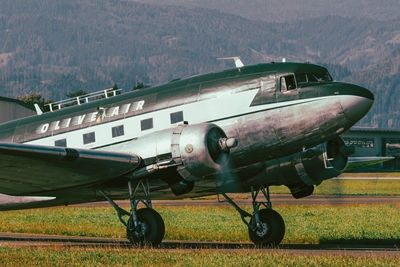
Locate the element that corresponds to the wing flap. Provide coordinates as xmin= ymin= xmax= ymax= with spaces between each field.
xmin=0 ymin=143 xmax=140 ymax=195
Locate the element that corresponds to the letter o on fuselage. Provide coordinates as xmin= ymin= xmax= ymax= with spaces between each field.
xmin=40 ymin=123 xmax=49 ymax=133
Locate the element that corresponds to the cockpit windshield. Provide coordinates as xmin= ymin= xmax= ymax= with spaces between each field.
xmin=296 ymin=71 xmax=332 ymax=85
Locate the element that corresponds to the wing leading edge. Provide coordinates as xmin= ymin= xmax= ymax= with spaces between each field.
xmin=346 ymin=156 xmax=394 ymax=171
xmin=0 ymin=142 xmax=140 ymax=196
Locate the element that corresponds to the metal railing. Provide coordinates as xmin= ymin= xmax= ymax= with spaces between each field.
xmin=45 ymin=88 xmax=121 ymax=112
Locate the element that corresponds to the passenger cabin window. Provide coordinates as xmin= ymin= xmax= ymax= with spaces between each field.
xmin=55 ymin=139 xmax=67 ymax=147
xmin=141 ymin=118 xmax=153 ymax=131
xmin=83 ymin=132 xmax=96 ymax=144
xmin=112 ymin=125 xmax=124 ymax=138
xmin=280 ymin=75 xmax=296 ymax=92
xmin=170 ymin=111 xmax=184 ymax=124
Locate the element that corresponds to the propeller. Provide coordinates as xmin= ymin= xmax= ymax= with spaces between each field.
xmin=206 ymin=127 xmax=238 ymax=165
xmin=214 ymin=136 xmax=246 ymax=194
xmin=318 ymin=137 xmax=357 ymax=203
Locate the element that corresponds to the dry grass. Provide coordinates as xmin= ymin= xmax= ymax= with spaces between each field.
xmin=194 ymin=178 xmax=400 ymax=199
xmin=0 ymin=245 xmax=399 ymax=267
xmin=341 ymin=172 xmax=400 ymax=177
xmin=1 ymin=204 xmax=399 ymax=244
xmin=1 ymin=178 xmax=399 ymax=265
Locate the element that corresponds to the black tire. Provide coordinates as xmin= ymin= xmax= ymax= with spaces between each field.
xmin=248 ymin=209 xmax=285 ymax=246
xmin=127 ymin=208 xmax=165 ymax=246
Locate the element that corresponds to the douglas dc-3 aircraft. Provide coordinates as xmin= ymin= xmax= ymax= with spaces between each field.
xmin=0 ymin=60 xmax=377 ymax=246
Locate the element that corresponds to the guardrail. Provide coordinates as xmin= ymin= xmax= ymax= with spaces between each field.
xmin=45 ymin=88 xmax=121 ymax=112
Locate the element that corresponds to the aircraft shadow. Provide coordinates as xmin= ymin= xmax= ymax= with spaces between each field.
xmin=319 ymin=237 xmax=399 ymax=246
xmin=0 ymin=233 xmax=397 ymax=251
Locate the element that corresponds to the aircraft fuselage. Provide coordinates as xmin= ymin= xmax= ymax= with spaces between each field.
xmin=0 ymin=62 xmax=374 ymax=199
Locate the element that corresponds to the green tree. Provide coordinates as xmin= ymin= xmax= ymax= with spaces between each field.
xmin=17 ymin=92 xmax=53 ymax=112
xmin=64 ymin=90 xmax=88 ymax=107
xmin=132 ymin=82 xmax=150 ymax=91
xmin=108 ymin=83 xmax=121 ymax=97
xmin=66 ymin=90 xmax=88 ymax=98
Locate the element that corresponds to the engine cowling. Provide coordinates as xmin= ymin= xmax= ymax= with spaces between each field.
xmin=249 ymin=136 xmax=355 ymax=198
xmin=299 ymin=136 xmax=356 ymax=186
xmin=116 ymin=123 xmax=237 ymax=182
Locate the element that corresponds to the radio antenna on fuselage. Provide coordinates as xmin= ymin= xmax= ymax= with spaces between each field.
xmin=217 ymin=56 xmax=244 ymax=69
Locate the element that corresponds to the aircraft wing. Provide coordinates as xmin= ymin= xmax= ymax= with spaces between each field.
xmin=0 ymin=142 xmax=140 ymax=196
xmin=346 ymin=156 xmax=394 ymax=171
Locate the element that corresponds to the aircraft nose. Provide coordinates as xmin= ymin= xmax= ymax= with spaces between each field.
xmin=339 ymin=84 xmax=374 ymax=123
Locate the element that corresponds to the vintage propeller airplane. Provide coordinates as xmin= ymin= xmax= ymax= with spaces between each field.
xmin=0 ymin=59 xmax=377 ymax=246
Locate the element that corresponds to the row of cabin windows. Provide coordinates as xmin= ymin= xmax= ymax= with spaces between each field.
xmin=54 ymin=111 xmax=184 ymax=147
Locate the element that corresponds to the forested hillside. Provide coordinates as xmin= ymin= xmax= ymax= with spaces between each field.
xmin=134 ymin=0 xmax=400 ymax=22
xmin=344 ymin=53 xmax=400 ymax=128
xmin=0 ymin=0 xmax=399 ymax=128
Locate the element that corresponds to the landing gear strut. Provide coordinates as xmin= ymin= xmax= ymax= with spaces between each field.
xmin=100 ymin=179 xmax=165 ymax=246
xmin=221 ymin=185 xmax=285 ymax=246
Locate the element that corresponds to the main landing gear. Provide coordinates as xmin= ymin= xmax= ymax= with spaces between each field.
xmin=100 ymin=180 xmax=165 ymax=246
xmin=101 ymin=181 xmax=284 ymax=246
xmin=221 ymin=185 xmax=285 ymax=246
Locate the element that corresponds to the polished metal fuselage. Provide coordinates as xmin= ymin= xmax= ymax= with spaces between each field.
xmin=0 ymin=62 xmax=374 ymax=203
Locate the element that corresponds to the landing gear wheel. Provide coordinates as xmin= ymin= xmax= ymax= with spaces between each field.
xmin=127 ymin=208 xmax=165 ymax=246
xmin=248 ymin=209 xmax=285 ymax=246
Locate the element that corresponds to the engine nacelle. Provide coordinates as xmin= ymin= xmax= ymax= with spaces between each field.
xmin=250 ymin=136 xmax=355 ymax=198
xmin=299 ymin=136 xmax=355 ymax=186
xmin=116 ymin=123 xmax=237 ymax=182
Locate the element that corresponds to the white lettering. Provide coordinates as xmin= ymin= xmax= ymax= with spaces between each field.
xmin=36 ymin=99 xmax=145 ymax=135
xmin=110 ymin=106 xmax=119 ymax=117
xmin=90 ymin=112 xmax=98 ymax=122
xmin=136 ymin=100 xmax=145 ymax=110
xmin=53 ymin=121 xmax=60 ymax=130
xmin=77 ymin=115 xmax=86 ymax=124
xmin=64 ymin=118 xmax=71 ymax=128
xmin=40 ymin=124 xmax=49 ymax=133
xmin=123 ymin=103 xmax=131 ymax=114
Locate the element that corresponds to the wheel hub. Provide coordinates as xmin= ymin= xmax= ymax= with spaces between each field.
xmin=131 ymin=221 xmax=147 ymax=239
xmin=256 ymin=222 xmax=269 ymax=237
xmin=139 ymin=222 xmax=148 ymax=237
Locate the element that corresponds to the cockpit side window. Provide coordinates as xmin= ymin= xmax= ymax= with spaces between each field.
xmin=295 ymin=71 xmax=333 ymax=85
xmin=308 ymin=71 xmax=332 ymax=82
xmin=280 ymin=75 xmax=296 ymax=92
xmin=296 ymin=73 xmax=307 ymax=85
xmin=280 ymin=77 xmax=287 ymax=92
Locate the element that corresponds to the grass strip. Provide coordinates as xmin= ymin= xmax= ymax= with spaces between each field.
xmin=0 ymin=246 xmax=398 ymax=267
xmin=269 ymin=179 xmax=400 ymax=195
xmin=1 ymin=204 xmax=399 ymax=244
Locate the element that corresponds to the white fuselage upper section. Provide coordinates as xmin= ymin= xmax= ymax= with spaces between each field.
xmin=25 ymin=86 xmax=344 ymax=158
